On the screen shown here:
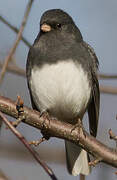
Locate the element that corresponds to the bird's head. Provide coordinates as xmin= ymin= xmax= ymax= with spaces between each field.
xmin=39 ymin=9 xmax=82 ymax=42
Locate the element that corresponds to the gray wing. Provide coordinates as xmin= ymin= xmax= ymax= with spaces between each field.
xmin=82 ymin=41 xmax=100 ymax=137
xmin=26 ymin=46 xmax=40 ymax=112
xmin=88 ymin=71 xmax=100 ymax=137
xmin=28 ymin=87 xmax=39 ymax=111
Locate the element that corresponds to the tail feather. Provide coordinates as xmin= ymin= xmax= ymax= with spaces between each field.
xmin=65 ymin=140 xmax=91 ymax=176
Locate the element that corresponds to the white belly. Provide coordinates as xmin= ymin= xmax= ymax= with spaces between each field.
xmin=30 ymin=60 xmax=91 ymax=123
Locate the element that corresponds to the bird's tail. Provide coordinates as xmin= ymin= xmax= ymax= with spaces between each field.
xmin=65 ymin=140 xmax=91 ymax=176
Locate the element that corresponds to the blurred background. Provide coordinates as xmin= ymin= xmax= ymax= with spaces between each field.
xmin=0 ymin=0 xmax=117 ymax=180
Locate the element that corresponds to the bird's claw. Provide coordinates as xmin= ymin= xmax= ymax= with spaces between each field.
xmin=71 ymin=118 xmax=86 ymax=139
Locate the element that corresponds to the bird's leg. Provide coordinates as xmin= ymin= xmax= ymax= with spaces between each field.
xmin=12 ymin=96 xmax=25 ymax=127
xmin=71 ymin=118 xmax=85 ymax=140
xmin=29 ymin=109 xmax=51 ymax=146
xmin=40 ymin=109 xmax=48 ymax=117
xmin=40 ymin=109 xmax=51 ymax=140
xmin=71 ymin=118 xmax=82 ymax=132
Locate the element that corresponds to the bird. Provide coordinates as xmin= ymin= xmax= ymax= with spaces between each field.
xmin=26 ymin=9 xmax=100 ymax=176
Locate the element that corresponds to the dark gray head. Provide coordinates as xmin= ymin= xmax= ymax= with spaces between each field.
xmin=39 ymin=9 xmax=83 ymax=42
xmin=40 ymin=9 xmax=74 ymax=26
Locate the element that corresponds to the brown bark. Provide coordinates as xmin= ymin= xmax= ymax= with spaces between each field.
xmin=0 ymin=95 xmax=117 ymax=168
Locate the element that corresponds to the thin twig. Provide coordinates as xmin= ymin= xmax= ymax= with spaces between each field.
xmin=0 ymin=111 xmax=58 ymax=180
xmin=0 ymin=170 xmax=9 ymax=180
xmin=99 ymin=73 xmax=117 ymax=79
xmin=0 ymin=0 xmax=34 ymax=84
xmin=89 ymin=158 xmax=102 ymax=166
xmin=0 ymin=62 xmax=26 ymax=77
xmin=80 ymin=174 xmax=85 ymax=180
xmin=100 ymin=85 xmax=117 ymax=95
xmin=0 ymin=15 xmax=31 ymax=48
xmin=29 ymin=137 xmax=46 ymax=146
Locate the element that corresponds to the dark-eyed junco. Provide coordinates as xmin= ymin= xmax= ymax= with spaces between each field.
xmin=26 ymin=9 xmax=100 ymax=176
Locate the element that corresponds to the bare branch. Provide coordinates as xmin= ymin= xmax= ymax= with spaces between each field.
xmin=0 ymin=170 xmax=9 ymax=180
xmin=0 ymin=62 xmax=26 ymax=77
xmin=100 ymin=85 xmax=117 ymax=95
xmin=99 ymin=73 xmax=117 ymax=79
xmin=80 ymin=174 xmax=85 ymax=180
xmin=29 ymin=137 xmax=47 ymax=146
xmin=0 ymin=95 xmax=117 ymax=168
xmin=0 ymin=0 xmax=34 ymax=84
xmin=0 ymin=15 xmax=31 ymax=48
xmin=0 ymin=111 xmax=58 ymax=180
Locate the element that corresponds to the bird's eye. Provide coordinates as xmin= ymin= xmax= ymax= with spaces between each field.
xmin=56 ymin=23 xmax=61 ymax=28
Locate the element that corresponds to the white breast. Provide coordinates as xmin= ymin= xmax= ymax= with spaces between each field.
xmin=30 ymin=60 xmax=91 ymax=123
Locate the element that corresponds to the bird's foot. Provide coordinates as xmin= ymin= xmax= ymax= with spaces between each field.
xmin=71 ymin=118 xmax=82 ymax=132
xmin=40 ymin=109 xmax=49 ymax=118
xmin=39 ymin=109 xmax=51 ymax=140
xmin=71 ymin=118 xmax=85 ymax=139
xmin=29 ymin=110 xmax=50 ymax=146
